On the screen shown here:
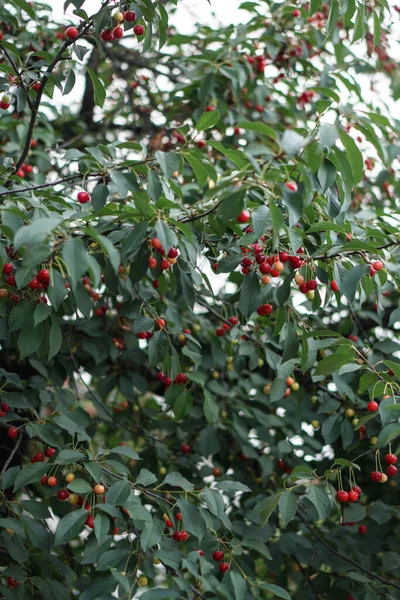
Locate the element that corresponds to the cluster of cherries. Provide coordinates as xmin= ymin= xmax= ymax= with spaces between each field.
xmin=7 ymin=576 xmax=19 ymax=590
xmin=1 ymin=259 xmax=50 ymax=302
xmin=215 ymin=315 xmax=238 ymax=337
xmin=170 ymin=528 xmax=230 ymax=574
xmin=148 ymin=238 xmax=179 ymax=271
xmin=65 ymin=11 xmax=145 ymax=44
xmin=371 ymin=453 xmax=398 ymax=481
xmin=0 ymin=400 xmax=10 ymax=419
xmin=157 ymin=371 xmax=187 ymax=388
xmin=336 ymin=485 xmax=362 ymax=504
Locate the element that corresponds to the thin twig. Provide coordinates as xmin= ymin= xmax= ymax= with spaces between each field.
xmin=0 ymin=45 xmax=34 ymax=110
xmin=1 ymin=435 xmax=22 ymax=475
xmin=291 ymin=553 xmax=322 ymax=600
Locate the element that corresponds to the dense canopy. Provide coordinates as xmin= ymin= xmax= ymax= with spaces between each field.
xmin=0 ymin=0 xmax=400 ymax=599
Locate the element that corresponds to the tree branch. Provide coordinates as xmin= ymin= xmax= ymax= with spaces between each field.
xmin=0 ymin=45 xmax=34 ymax=110
xmin=297 ymin=509 xmax=400 ymax=591
xmin=1 ymin=434 xmax=22 ymax=475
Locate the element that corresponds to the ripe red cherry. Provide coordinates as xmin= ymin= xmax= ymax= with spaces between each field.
xmin=285 ymin=181 xmax=298 ymax=191
xmin=86 ymin=515 xmax=95 ymax=528
xmin=212 ymin=468 xmax=221 ymax=476
xmin=257 ymin=303 xmax=273 ymax=316
xmin=236 ymin=209 xmax=250 ymax=223
xmin=358 ymin=524 xmax=367 ymax=534
xmin=47 ymin=476 xmax=57 ymax=487
xmin=168 ymin=247 xmax=179 ymax=258
xmin=113 ymin=26 xmax=124 ymax=38
xmin=347 ymin=491 xmax=359 ymax=502
xmin=40 ymin=475 xmax=48 ymax=485
xmin=160 ymin=259 xmax=170 ymax=270
xmin=3 ymin=263 xmax=13 ymax=275
xmin=77 ymin=191 xmax=90 ymax=203
xmin=32 ymin=81 xmax=41 ymax=92
xmin=101 ymin=29 xmax=114 ymax=41
xmin=155 ymin=318 xmax=166 ymax=330
xmin=279 ymin=251 xmax=289 ymax=262
xmin=151 ymin=238 xmax=162 ymax=249
xmin=205 ymin=105 xmax=216 ymax=112
xmin=292 ymin=9 xmax=301 ymax=17
xmin=219 ymin=562 xmax=230 ymax=573
xmin=216 ymin=327 xmax=225 ymax=337
xmin=212 ymin=550 xmax=224 ymax=562
xmin=8 ymin=427 xmax=18 ymax=438
xmin=45 ymin=447 xmax=56 ymax=457
xmin=372 ymin=260 xmax=384 ymax=271
xmin=180 ymin=444 xmax=191 ymax=453
xmin=6 ymin=275 xmax=16 ymax=286
xmin=176 ymin=512 xmax=182 ymax=522
xmin=352 ymin=485 xmax=362 ymax=496
xmin=259 ymin=262 xmax=271 ymax=274
xmin=134 ymin=24 xmax=145 ymax=35
xmin=165 ymin=519 xmax=173 ymax=528
xmin=173 ymin=530 xmax=188 ymax=541
xmin=37 ymin=269 xmax=50 ymax=285
xmin=228 ymin=316 xmax=238 ymax=325
xmin=330 ymin=281 xmax=339 ymax=291
xmin=175 ymin=373 xmax=187 ymax=384
xmin=124 ymin=11 xmax=136 ymax=21
xmin=371 ymin=471 xmax=382 ymax=482
xmin=66 ymin=27 xmax=79 ymax=39
xmin=367 ymin=400 xmax=378 ymax=412
xmin=385 ymin=453 xmax=397 ymax=464
xmin=306 ymin=279 xmax=318 ymax=290
xmin=387 ymin=465 xmax=398 ymax=477
xmin=148 ymin=257 xmax=157 ymax=269
xmin=198 ymin=140 xmax=206 ymax=148
xmin=336 ymin=490 xmax=348 ymax=503
xmin=57 ymin=489 xmax=69 ymax=501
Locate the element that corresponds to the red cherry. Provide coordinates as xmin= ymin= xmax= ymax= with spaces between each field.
xmin=336 ymin=490 xmax=349 ymax=503
xmin=101 ymin=29 xmax=114 ymax=41
xmin=86 ymin=515 xmax=95 ymax=528
xmin=37 ymin=269 xmax=50 ymax=284
xmin=279 ymin=251 xmax=289 ymax=262
xmin=176 ymin=512 xmax=182 ymax=522
xmin=175 ymin=373 xmax=187 ymax=384
xmin=257 ymin=303 xmax=273 ymax=316
xmin=285 ymin=181 xmax=298 ymax=191
xmin=306 ymin=279 xmax=318 ymax=290
xmin=180 ymin=444 xmax=190 ymax=453
xmin=2 ymin=263 xmax=13 ymax=275
xmin=1 ymin=402 xmax=10 ymax=412
xmin=77 ymin=191 xmax=90 ymax=203
xmin=35 ymin=452 xmax=44 ymax=462
xmin=151 ymin=238 xmax=162 ymax=249
xmin=6 ymin=276 xmax=16 ymax=286
xmin=148 ymin=257 xmax=157 ymax=269
xmin=153 ymin=279 xmax=159 ymax=288
xmin=113 ymin=26 xmax=124 ymax=38
xmin=372 ymin=260 xmax=384 ymax=271
xmin=164 ymin=377 xmax=172 ymax=387
xmin=168 ymin=247 xmax=179 ymax=258
xmin=47 ymin=476 xmax=57 ymax=487
xmin=155 ymin=318 xmax=166 ymax=329
xmin=387 ymin=465 xmax=398 ymax=477
xmin=66 ymin=27 xmax=79 ymax=39
xmin=367 ymin=400 xmax=378 ymax=412
xmin=173 ymin=530 xmax=188 ymax=541
xmin=8 ymin=427 xmax=18 ymax=439
xmin=259 ymin=262 xmax=271 ymax=274
xmin=198 ymin=549 xmax=204 ymax=555
xmin=228 ymin=316 xmax=238 ymax=325
xmin=371 ymin=471 xmax=382 ymax=482
xmin=347 ymin=491 xmax=359 ymax=502
xmin=133 ymin=24 xmax=145 ymax=35
xmin=236 ymin=209 xmax=250 ymax=224
xmin=216 ymin=327 xmax=225 ymax=337
xmin=330 ymin=281 xmax=339 ymax=292
xmin=219 ymin=562 xmax=230 ymax=573
xmin=32 ymin=81 xmax=41 ymax=92
xmin=358 ymin=524 xmax=367 ymax=534
xmin=124 ymin=10 xmax=136 ymax=21
xmin=45 ymin=447 xmax=56 ymax=457
xmin=352 ymin=485 xmax=362 ymax=496
xmin=205 ymin=105 xmax=216 ymax=112
xmin=369 ymin=266 xmax=376 ymax=276
xmin=165 ymin=519 xmax=173 ymax=528
xmin=212 ymin=550 xmax=224 ymax=562
xmin=160 ymin=259 xmax=170 ymax=270
xmin=292 ymin=9 xmax=301 ymax=17
xmin=385 ymin=453 xmax=397 ymax=465
xmin=212 ymin=467 xmax=221 ymax=476
xmin=40 ymin=475 xmax=48 ymax=485
xmin=197 ymin=140 xmax=206 ymax=148
xmin=57 ymin=489 xmax=69 ymax=501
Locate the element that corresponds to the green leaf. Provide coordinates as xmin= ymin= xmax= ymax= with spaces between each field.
xmin=136 ymin=469 xmax=157 ymax=487
xmin=341 ymin=264 xmax=370 ymax=302
xmin=13 ymin=463 xmax=49 ymax=492
xmin=54 ymin=509 xmax=87 ymax=545
xmin=195 ymin=109 xmax=220 ymax=131
xmin=62 ymin=238 xmax=88 ymax=290
xmin=252 ymin=493 xmax=280 ymax=524
xmin=236 ymin=120 xmax=277 ymax=140
xmin=252 ymin=204 xmax=269 ymax=238
xmin=260 ymin=583 xmax=292 ymax=600
xmin=279 ymin=491 xmax=298 ymax=527
xmin=319 ymin=123 xmax=338 ymax=147
xmin=13 ymin=218 xmax=62 ymax=249
xmin=148 ymin=330 xmax=169 ymax=367
xmin=339 ymin=130 xmax=363 ymax=183
xmin=162 ymin=472 xmax=194 ymax=492
xmin=67 ymin=479 xmax=93 ymax=494
xmin=85 ymin=67 xmax=106 ymax=108
xmin=48 ymin=316 xmax=62 ymax=361
xmin=54 ymin=450 xmax=84 ymax=465
xmin=110 ymin=445 xmax=141 ymax=460
xmin=106 ymin=481 xmax=131 ymax=505
xmin=218 ymin=189 xmax=245 ymax=221
xmin=281 ymin=130 xmax=307 ymax=157
xmin=203 ymin=390 xmax=219 ymax=424
xmin=94 ymin=513 xmax=110 ymax=542
xmin=306 ymin=485 xmax=331 ymax=520
xmin=182 ymin=151 xmax=208 ymax=188
xmin=176 ymin=498 xmax=206 ymax=540
xmin=216 ymin=481 xmax=251 ymax=492
xmin=239 ymin=272 xmax=261 ymax=318
xmin=11 ymin=0 xmax=36 ymax=19
xmin=314 ymin=348 xmax=355 ymax=375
